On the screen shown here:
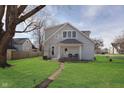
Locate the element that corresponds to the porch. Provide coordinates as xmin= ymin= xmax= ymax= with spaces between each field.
xmin=58 ymin=39 xmax=83 ymax=61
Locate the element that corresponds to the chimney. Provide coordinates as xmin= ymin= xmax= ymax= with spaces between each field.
xmin=81 ymin=31 xmax=91 ymax=37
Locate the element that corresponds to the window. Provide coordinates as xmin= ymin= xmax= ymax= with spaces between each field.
xmin=63 ymin=32 xmax=67 ymax=38
xmin=52 ymin=46 xmax=54 ymax=55
xmin=68 ymin=31 xmax=71 ymax=38
xmin=72 ymin=31 xmax=76 ymax=37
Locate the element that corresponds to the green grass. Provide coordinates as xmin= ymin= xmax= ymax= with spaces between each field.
xmin=49 ymin=55 xmax=124 ymax=88
xmin=0 ymin=57 xmax=58 ymax=88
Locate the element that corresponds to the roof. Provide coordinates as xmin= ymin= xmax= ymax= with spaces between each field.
xmin=45 ymin=23 xmax=65 ymax=32
xmin=60 ymin=39 xmax=82 ymax=44
xmin=8 ymin=38 xmax=32 ymax=49
xmin=32 ymin=44 xmax=37 ymax=49
xmin=44 ymin=23 xmax=95 ymax=44
xmin=44 ymin=23 xmax=65 ymax=40
xmin=13 ymin=38 xmax=29 ymax=45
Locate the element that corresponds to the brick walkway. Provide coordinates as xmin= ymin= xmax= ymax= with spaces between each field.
xmin=35 ymin=62 xmax=64 ymax=88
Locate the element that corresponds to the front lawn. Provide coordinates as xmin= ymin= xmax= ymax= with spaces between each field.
xmin=0 ymin=57 xmax=58 ymax=88
xmin=49 ymin=55 xmax=124 ymax=88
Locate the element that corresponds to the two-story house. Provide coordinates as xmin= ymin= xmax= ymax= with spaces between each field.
xmin=43 ymin=23 xmax=95 ymax=61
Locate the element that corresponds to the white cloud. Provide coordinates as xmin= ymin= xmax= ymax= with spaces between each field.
xmin=82 ymin=6 xmax=104 ymax=21
xmin=90 ymin=22 xmax=124 ymax=48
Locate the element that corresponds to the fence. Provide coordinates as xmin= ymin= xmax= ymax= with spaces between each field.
xmin=7 ymin=49 xmax=42 ymax=60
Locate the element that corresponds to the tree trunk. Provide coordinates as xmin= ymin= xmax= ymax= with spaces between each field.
xmin=0 ymin=45 xmax=11 ymax=68
xmin=0 ymin=32 xmax=14 ymax=68
xmin=39 ymin=44 xmax=42 ymax=51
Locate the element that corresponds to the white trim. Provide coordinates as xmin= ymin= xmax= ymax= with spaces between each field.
xmin=57 ymin=45 xmax=61 ymax=59
xmin=62 ymin=30 xmax=77 ymax=40
xmin=79 ymin=45 xmax=82 ymax=60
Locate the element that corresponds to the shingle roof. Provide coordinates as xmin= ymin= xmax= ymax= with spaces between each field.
xmin=13 ymin=38 xmax=29 ymax=45
xmin=44 ymin=23 xmax=65 ymax=40
xmin=8 ymin=38 xmax=31 ymax=49
xmin=60 ymin=39 xmax=82 ymax=44
xmin=8 ymin=38 xmax=38 ymax=50
xmin=45 ymin=23 xmax=65 ymax=32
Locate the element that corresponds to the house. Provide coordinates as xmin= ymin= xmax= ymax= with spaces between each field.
xmin=7 ymin=38 xmax=41 ymax=60
xmin=8 ymin=38 xmax=37 ymax=51
xmin=111 ymin=42 xmax=124 ymax=54
xmin=43 ymin=23 xmax=95 ymax=61
xmin=109 ymin=46 xmax=119 ymax=54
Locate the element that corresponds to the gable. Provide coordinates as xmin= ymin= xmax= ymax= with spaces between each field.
xmin=44 ymin=23 xmax=65 ymax=40
xmin=60 ymin=23 xmax=76 ymax=31
xmin=22 ymin=39 xmax=32 ymax=46
xmin=63 ymin=23 xmax=95 ymax=44
xmin=44 ymin=23 xmax=95 ymax=44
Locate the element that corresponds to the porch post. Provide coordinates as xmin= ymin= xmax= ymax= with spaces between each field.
xmin=79 ymin=45 xmax=82 ymax=60
xmin=58 ymin=44 xmax=61 ymax=59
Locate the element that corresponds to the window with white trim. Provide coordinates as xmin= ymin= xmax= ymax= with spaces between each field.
xmin=68 ymin=31 xmax=71 ymax=38
xmin=72 ymin=31 xmax=76 ymax=37
xmin=63 ymin=32 xmax=67 ymax=38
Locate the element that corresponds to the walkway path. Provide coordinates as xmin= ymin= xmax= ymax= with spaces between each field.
xmin=35 ymin=62 xmax=64 ymax=88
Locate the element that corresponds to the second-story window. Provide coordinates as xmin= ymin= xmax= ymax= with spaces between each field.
xmin=72 ymin=31 xmax=76 ymax=37
xmin=68 ymin=31 xmax=71 ymax=38
xmin=63 ymin=32 xmax=67 ymax=38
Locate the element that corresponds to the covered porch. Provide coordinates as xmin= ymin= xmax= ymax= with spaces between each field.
xmin=57 ymin=39 xmax=83 ymax=61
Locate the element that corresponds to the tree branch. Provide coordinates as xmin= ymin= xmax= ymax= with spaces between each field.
xmin=16 ymin=5 xmax=45 ymax=25
xmin=0 ymin=5 xmax=5 ymax=22
xmin=5 ymin=6 xmax=11 ymax=31
xmin=6 ymin=6 xmax=18 ymax=34
xmin=17 ymin=5 xmax=27 ymax=17
xmin=0 ymin=5 xmax=5 ymax=34
xmin=15 ymin=22 xmax=38 ymax=33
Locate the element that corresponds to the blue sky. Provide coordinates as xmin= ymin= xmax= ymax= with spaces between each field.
xmin=15 ymin=5 xmax=124 ymax=48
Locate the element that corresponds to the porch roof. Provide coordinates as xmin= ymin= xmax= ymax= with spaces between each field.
xmin=60 ymin=39 xmax=82 ymax=44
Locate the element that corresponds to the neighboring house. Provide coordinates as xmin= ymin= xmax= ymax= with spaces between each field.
xmin=43 ymin=23 xmax=95 ymax=61
xmin=111 ymin=42 xmax=124 ymax=54
xmin=109 ymin=46 xmax=119 ymax=54
xmin=8 ymin=38 xmax=36 ymax=51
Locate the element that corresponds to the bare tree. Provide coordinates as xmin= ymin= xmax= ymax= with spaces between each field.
xmin=33 ymin=20 xmax=45 ymax=51
xmin=0 ymin=5 xmax=45 ymax=68
xmin=32 ymin=10 xmax=59 ymax=52
xmin=111 ymin=31 xmax=124 ymax=54
xmin=93 ymin=38 xmax=104 ymax=54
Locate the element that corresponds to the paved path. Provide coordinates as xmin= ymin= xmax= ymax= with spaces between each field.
xmin=35 ymin=62 xmax=64 ymax=88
